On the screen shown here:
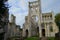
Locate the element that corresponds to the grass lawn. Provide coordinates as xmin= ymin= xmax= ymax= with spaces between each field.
xmin=24 ymin=37 xmax=55 ymax=40
xmin=24 ymin=37 xmax=39 ymax=40
xmin=48 ymin=37 xmax=55 ymax=40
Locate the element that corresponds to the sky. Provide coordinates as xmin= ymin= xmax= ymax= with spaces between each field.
xmin=8 ymin=0 xmax=60 ymax=28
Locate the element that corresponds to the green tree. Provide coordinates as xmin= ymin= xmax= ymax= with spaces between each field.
xmin=55 ymin=13 xmax=60 ymax=31
xmin=0 ymin=0 xmax=8 ymax=40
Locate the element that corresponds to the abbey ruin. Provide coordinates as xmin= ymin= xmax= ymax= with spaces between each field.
xmin=23 ymin=0 xmax=59 ymax=37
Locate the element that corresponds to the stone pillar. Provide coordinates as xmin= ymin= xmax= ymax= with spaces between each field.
xmin=47 ymin=23 xmax=50 ymax=37
xmin=28 ymin=28 xmax=31 ymax=37
xmin=38 ymin=12 xmax=42 ymax=37
xmin=52 ymin=11 xmax=56 ymax=37
xmin=51 ymin=23 xmax=55 ymax=37
xmin=28 ymin=22 xmax=31 ymax=37
xmin=38 ymin=15 xmax=42 ymax=37
xmin=28 ymin=32 xmax=31 ymax=37
xmin=39 ymin=28 xmax=42 ymax=37
xmin=23 ymin=29 xmax=26 ymax=37
xmin=45 ymin=23 xmax=48 ymax=37
xmin=44 ymin=23 xmax=45 ymax=37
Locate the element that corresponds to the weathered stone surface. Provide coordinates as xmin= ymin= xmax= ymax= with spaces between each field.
xmin=23 ymin=0 xmax=59 ymax=38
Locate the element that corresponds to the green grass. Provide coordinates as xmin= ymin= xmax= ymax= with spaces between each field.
xmin=24 ymin=37 xmax=55 ymax=40
xmin=24 ymin=37 xmax=39 ymax=40
xmin=48 ymin=37 xmax=55 ymax=40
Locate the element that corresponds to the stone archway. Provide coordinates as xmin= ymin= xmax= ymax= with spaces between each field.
xmin=37 ymin=27 xmax=39 ymax=36
xmin=25 ymin=30 xmax=28 ymax=37
xmin=42 ymin=29 xmax=45 ymax=37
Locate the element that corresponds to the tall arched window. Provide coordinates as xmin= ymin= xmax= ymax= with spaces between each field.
xmin=50 ymin=26 xmax=53 ymax=32
xmin=41 ymin=23 xmax=45 ymax=28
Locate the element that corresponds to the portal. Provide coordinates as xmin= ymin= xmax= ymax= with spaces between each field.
xmin=26 ymin=30 xmax=28 ymax=37
xmin=42 ymin=29 xmax=45 ymax=37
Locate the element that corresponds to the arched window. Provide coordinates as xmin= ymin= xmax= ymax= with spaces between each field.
xmin=50 ymin=26 xmax=53 ymax=32
xmin=36 ymin=16 xmax=38 ymax=22
xmin=41 ymin=23 xmax=45 ymax=28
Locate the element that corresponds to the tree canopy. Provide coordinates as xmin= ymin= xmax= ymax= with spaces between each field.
xmin=55 ymin=13 xmax=60 ymax=31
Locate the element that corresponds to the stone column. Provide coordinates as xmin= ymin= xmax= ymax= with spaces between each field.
xmin=39 ymin=28 xmax=42 ymax=37
xmin=47 ymin=23 xmax=50 ymax=37
xmin=28 ymin=24 xmax=31 ymax=37
xmin=38 ymin=16 xmax=42 ymax=37
xmin=45 ymin=23 xmax=48 ymax=37
xmin=51 ymin=23 xmax=55 ymax=37
xmin=52 ymin=11 xmax=56 ymax=37
xmin=28 ymin=29 xmax=31 ymax=37
xmin=22 ymin=24 xmax=25 ymax=37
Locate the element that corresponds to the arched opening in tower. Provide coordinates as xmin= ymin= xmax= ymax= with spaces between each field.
xmin=37 ymin=27 xmax=39 ymax=36
xmin=42 ymin=29 xmax=45 ymax=37
xmin=25 ymin=29 xmax=28 ymax=37
xmin=32 ymin=15 xmax=38 ymax=22
xmin=36 ymin=16 xmax=38 ymax=22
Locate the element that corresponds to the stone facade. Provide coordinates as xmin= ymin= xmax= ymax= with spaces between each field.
xmin=8 ymin=14 xmax=21 ymax=40
xmin=23 ymin=0 xmax=59 ymax=37
xmin=23 ymin=16 xmax=37 ymax=37
xmin=41 ymin=12 xmax=59 ymax=37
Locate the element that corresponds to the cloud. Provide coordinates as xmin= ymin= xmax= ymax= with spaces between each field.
xmin=14 ymin=13 xmax=28 ymax=27
xmin=8 ymin=0 xmax=28 ymax=27
xmin=41 ymin=0 xmax=60 ymax=13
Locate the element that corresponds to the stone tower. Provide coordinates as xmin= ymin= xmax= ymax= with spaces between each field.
xmin=28 ymin=0 xmax=42 ymax=37
xmin=23 ymin=0 xmax=59 ymax=38
xmin=11 ymin=14 xmax=16 ymax=24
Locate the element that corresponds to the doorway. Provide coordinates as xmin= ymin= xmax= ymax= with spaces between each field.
xmin=37 ymin=27 xmax=39 ymax=36
xmin=0 ymin=33 xmax=4 ymax=40
xmin=26 ymin=30 xmax=28 ymax=37
xmin=42 ymin=29 xmax=45 ymax=37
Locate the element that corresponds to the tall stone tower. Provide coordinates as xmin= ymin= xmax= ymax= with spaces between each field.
xmin=28 ymin=0 xmax=42 ymax=37
xmin=11 ymin=14 xmax=16 ymax=24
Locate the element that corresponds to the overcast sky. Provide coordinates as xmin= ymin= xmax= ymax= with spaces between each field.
xmin=8 ymin=0 xmax=60 ymax=27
